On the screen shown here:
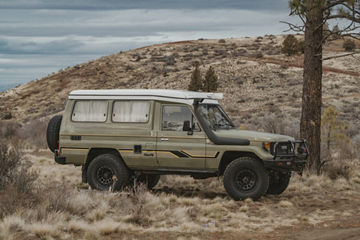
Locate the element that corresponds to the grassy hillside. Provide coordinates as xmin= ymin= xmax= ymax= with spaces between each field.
xmin=0 ymin=35 xmax=359 ymax=138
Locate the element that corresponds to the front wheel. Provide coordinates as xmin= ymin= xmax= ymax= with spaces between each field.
xmin=87 ymin=154 xmax=130 ymax=191
xmin=223 ymin=157 xmax=269 ymax=200
xmin=266 ymin=171 xmax=291 ymax=195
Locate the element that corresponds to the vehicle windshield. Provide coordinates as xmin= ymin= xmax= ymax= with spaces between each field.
xmin=197 ymin=104 xmax=234 ymax=130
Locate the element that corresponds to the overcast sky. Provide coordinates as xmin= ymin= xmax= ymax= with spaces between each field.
xmin=0 ymin=0 xmax=295 ymax=92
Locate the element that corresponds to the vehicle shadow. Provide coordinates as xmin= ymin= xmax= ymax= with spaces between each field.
xmin=152 ymin=186 xmax=229 ymax=200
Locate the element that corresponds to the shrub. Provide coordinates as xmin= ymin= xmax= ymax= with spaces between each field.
xmin=343 ymin=39 xmax=356 ymax=51
xmin=322 ymin=160 xmax=351 ymax=180
xmin=253 ymin=52 xmax=263 ymax=58
xmin=0 ymin=119 xmax=48 ymax=149
xmin=321 ymin=106 xmax=350 ymax=152
xmin=21 ymin=119 xmax=48 ymax=149
xmin=0 ymin=120 xmax=21 ymax=140
xmin=218 ymin=39 xmax=226 ymax=43
xmin=281 ymin=35 xmax=301 ymax=56
xmin=203 ymin=66 xmax=218 ymax=92
xmin=188 ymin=63 xmax=203 ymax=91
xmin=0 ymin=141 xmax=38 ymax=218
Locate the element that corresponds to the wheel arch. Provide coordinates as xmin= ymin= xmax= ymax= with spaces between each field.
xmin=82 ymin=148 xmax=126 ymax=183
xmin=218 ymin=151 xmax=264 ymax=176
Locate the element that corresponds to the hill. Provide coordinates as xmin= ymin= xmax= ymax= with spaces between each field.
xmin=0 ymin=35 xmax=360 ymax=239
xmin=0 ymin=35 xmax=359 ymax=137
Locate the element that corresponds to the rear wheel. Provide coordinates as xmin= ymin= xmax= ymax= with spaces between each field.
xmin=87 ymin=154 xmax=130 ymax=191
xmin=266 ymin=171 xmax=291 ymax=195
xmin=223 ymin=157 xmax=269 ymax=200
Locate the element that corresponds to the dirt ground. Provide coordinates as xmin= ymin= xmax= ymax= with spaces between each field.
xmin=2 ymin=149 xmax=355 ymax=240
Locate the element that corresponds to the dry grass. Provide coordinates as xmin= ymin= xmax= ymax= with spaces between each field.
xmin=0 ymin=145 xmax=359 ymax=239
xmin=0 ymin=119 xmax=48 ymax=149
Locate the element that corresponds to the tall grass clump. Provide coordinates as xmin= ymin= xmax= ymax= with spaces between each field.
xmin=0 ymin=141 xmax=38 ymax=218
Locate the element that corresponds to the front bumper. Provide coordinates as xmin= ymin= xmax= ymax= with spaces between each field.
xmin=54 ymin=149 xmax=66 ymax=165
xmin=264 ymin=140 xmax=308 ymax=172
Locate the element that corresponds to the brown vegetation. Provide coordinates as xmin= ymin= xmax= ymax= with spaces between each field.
xmin=0 ymin=144 xmax=359 ymax=239
xmin=0 ymin=35 xmax=359 ymax=239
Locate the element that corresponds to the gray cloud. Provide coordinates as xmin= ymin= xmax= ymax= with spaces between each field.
xmin=0 ymin=0 xmax=289 ymax=11
xmin=0 ymin=1 xmax=297 ymax=91
xmin=0 ymin=37 xmax=83 ymax=54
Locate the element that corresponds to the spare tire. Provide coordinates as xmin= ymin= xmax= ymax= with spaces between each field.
xmin=46 ymin=115 xmax=62 ymax=152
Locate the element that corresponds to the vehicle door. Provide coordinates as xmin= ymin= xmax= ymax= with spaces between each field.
xmin=156 ymin=103 xmax=206 ymax=169
xmin=112 ymin=100 xmax=158 ymax=168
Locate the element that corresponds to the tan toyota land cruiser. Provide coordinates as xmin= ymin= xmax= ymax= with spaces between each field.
xmin=46 ymin=89 xmax=308 ymax=200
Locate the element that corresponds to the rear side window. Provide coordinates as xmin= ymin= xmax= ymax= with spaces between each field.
xmin=112 ymin=101 xmax=150 ymax=123
xmin=72 ymin=101 xmax=108 ymax=122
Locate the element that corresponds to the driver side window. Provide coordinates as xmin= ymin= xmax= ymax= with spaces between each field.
xmin=162 ymin=105 xmax=200 ymax=131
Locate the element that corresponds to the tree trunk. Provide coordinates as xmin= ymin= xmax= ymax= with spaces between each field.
xmin=300 ymin=0 xmax=323 ymax=174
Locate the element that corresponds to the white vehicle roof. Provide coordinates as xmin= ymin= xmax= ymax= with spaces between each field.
xmin=69 ymin=89 xmax=223 ymax=104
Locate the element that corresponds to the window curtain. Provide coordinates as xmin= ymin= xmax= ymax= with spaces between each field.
xmin=72 ymin=101 xmax=108 ymax=122
xmin=113 ymin=101 xmax=150 ymax=122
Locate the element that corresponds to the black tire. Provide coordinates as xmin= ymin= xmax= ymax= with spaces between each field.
xmin=46 ymin=115 xmax=62 ymax=152
xmin=223 ymin=157 xmax=269 ymax=201
xmin=87 ymin=154 xmax=130 ymax=191
xmin=266 ymin=171 xmax=291 ymax=195
xmin=136 ymin=174 xmax=160 ymax=190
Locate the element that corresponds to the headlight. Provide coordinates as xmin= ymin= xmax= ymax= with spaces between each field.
xmin=264 ymin=141 xmax=294 ymax=156
xmin=275 ymin=142 xmax=294 ymax=155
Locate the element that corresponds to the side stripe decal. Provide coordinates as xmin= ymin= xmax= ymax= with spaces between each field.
xmin=118 ymin=149 xmax=219 ymax=158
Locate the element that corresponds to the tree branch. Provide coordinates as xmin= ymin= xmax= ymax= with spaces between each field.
xmin=280 ymin=21 xmax=305 ymax=33
xmin=340 ymin=2 xmax=360 ymax=16
xmin=322 ymin=52 xmax=357 ymax=61
xmin=323 ymin=0 xmax=347 ymax=11
xmin=327 ymin=14 xmax=360 ymax=23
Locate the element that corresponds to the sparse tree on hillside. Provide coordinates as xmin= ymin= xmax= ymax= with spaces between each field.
xmin=188 ymin=63 xmax=203 ymax=91
xmin=203 ymin=66 xmax=218 ymax=92
xmin=284 ymin=0 xmax=360 ymax=173
xmin=281 ymin=35 xmax=300 ymax=55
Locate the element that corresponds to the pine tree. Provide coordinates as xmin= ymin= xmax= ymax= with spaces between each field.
xmin=285 ymin=0 xmax=360 ymax=174
xmin=203 ymin=66 xmax=218 ymax=92
xmin=188 ymin=63 xmax=202 ymax=91
xmin=281 ymin=35 xmax=299 ymax=56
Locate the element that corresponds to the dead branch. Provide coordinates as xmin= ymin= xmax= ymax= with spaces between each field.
xmin=280 ymin=21 xmax=305 ymax=32
xmin=322 ymin=52 xmax=357 ymax=60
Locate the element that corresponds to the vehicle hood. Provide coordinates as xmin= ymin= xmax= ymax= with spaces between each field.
xmin=213 ymin=129 xmax=294 ymax=142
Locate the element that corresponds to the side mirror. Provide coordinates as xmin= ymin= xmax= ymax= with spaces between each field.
xmin=183 ymin=120 xmax=191 ymax=131
xmin=183 ymin=120 xmax=193 ymax=135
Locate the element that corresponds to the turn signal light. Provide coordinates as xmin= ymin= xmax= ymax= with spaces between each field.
xmin=263 ymin=142 xmax=271 ymax=152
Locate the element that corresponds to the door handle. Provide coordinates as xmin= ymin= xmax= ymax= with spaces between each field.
xmin=160 ymin=138 xmax=169 ymax=141
xmin=144 ymin=153 xmax=154 ymax=157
